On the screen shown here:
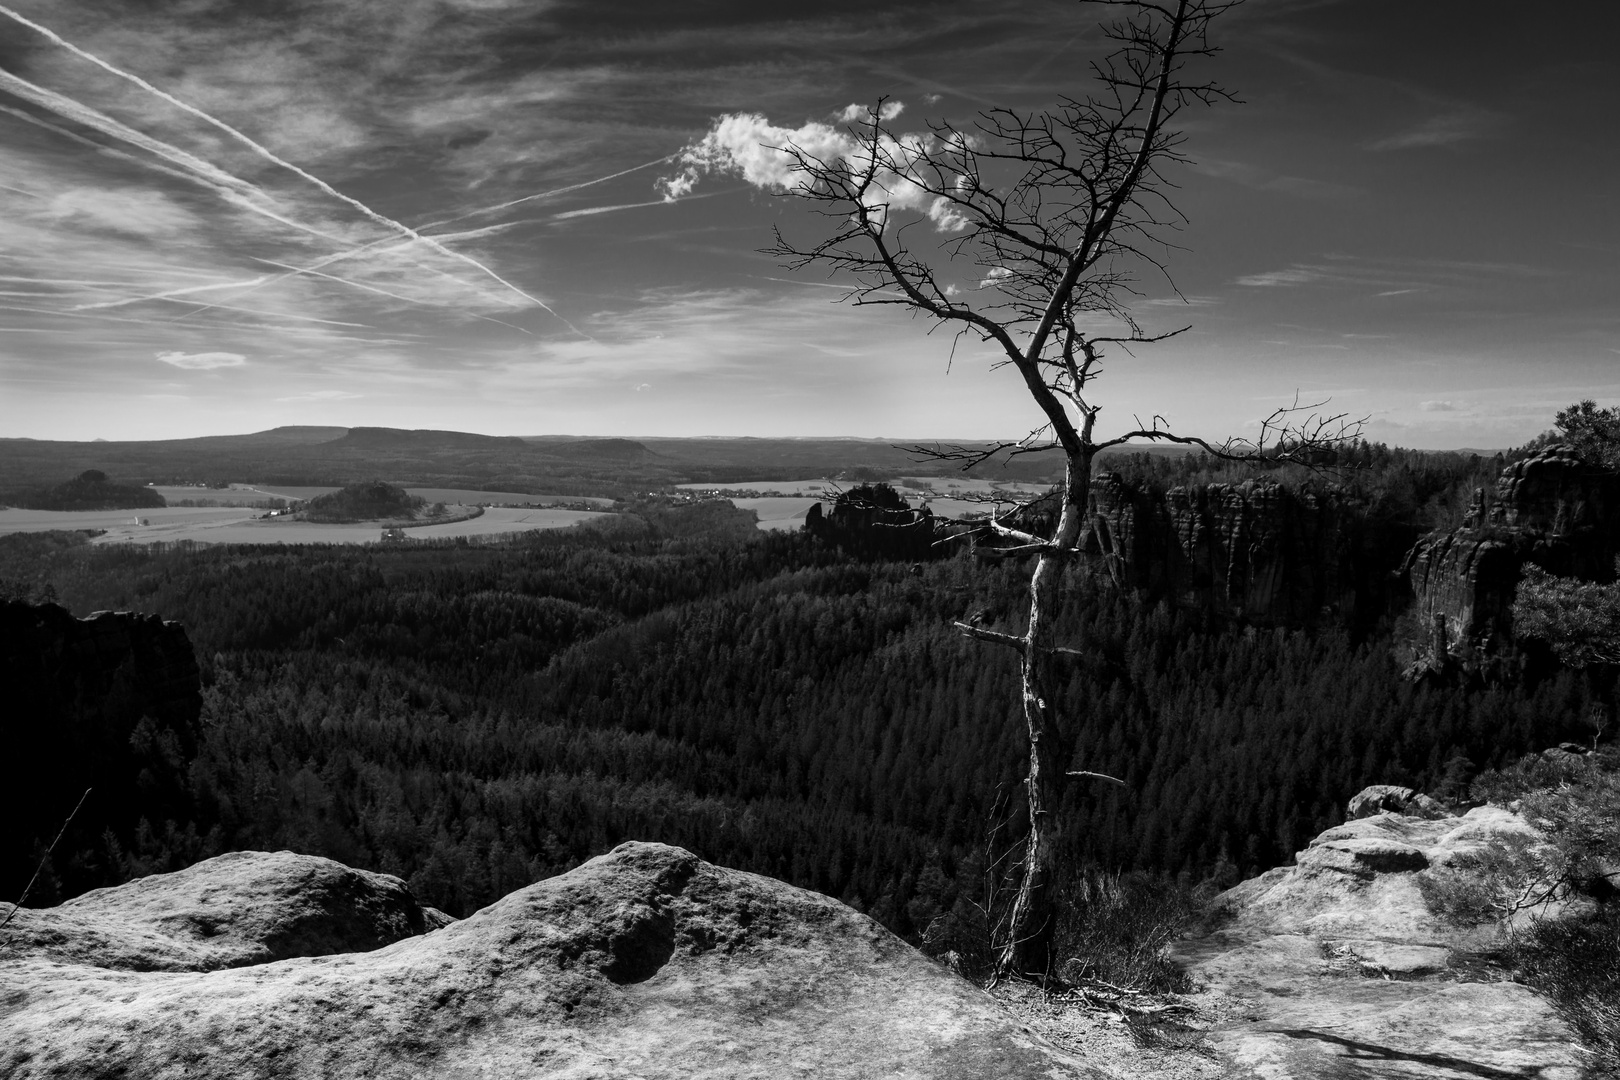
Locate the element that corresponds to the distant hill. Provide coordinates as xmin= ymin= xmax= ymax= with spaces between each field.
xmin=334 ymin=428 xmax=528 ymax=451
xmin=3 ymin=470 xmax=166 ymax=511
xmin=302 ymin=481 xmax=424 ymax=523
xmin=0 ymin=428 xmax=1075 ymax=495
xmin=526 ymin=438 xmax=659 ymax=462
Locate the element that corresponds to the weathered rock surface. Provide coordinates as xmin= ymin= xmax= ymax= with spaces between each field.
xmin=0 ymin=842 xmax=1107 ymax=1080
xmin=1345 ymin=784 xmax=1449 ymax=820
xmin=1084 ymin=474 xmax=1373 ymax=627
xmin=1172 ymin=805 xmax=1584 ymax=1078
xmin=0 ymin=850 xmax=442 ymax=972
xmin=1398 ymin=444 xmax=1620 ymax=676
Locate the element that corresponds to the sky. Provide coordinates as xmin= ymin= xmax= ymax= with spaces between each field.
xmin=0 ymin=0 xmax=1615 ymax=448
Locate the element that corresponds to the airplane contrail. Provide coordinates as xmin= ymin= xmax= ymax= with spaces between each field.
xmin=0 ymin=83 xmax=350 ymax=244
xmin=149 ymin=297 xmax=372 ymax=328
xmin=74 ymin=278 xmax=275 ymax=312
xmin=0 ymin=4 xmax=572 ymax=329
xmin=251 ymin=258 xmax=533 ymax=335
xmin=414 ymin=155 xmax=678 ymax=231
xmin=180 ymin=158 xmax=688 ymax=325
xmin=1 ymin=70 xmax=527 ymax=325
xmin=0 ymin=300 xmax=366 ymax=334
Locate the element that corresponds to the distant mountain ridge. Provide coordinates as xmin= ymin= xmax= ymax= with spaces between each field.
xmin=0 ymin=427 xmax=1062 ymax=496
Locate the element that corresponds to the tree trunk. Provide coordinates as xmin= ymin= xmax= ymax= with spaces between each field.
xmin=995 ymin=447 xmax=1092 ymax=978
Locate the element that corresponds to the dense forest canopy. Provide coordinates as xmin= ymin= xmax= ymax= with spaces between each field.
xmin=3 ymin=467 xmax=1607 ymax=936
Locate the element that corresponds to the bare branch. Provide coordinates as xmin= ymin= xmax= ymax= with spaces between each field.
xmin=1066 ymin=770 xmax=1128 ymax=788
xmin=953 ymin=621 xmax=1025 ymax=650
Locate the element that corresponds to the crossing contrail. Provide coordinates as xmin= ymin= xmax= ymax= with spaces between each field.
xmin=414 ymin=155 xmax=677 ymax=232
xmin=157 ymin=160 xmax=683 ymax=337
xmin=251 ymin=258 xmax=534 ymax=335
xmin=0 ymin=82 xmax=349 ymax=244
xmin=0 ymin=4 xmax=573 ymax=330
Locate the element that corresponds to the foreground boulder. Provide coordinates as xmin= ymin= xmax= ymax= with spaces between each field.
xmin=0 ymin=842 xmax=1105 ymax=1080
xmin=0 ymin=850 xmax=448 ymax=973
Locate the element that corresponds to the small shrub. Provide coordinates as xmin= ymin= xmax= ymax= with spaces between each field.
xmin=1417 ymin=834 xmax=1562 ymax=925
xmin=1049 ymin=867 xmax=1204 ymax=994
xmin=1505 ymin=908 xmax=1620 ymax=1076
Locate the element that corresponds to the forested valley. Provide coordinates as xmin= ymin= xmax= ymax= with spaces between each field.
xmin=2 ymin=454 xmax=1608 ymax=943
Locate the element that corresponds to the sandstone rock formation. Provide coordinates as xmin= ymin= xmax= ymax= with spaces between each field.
xmin=1173 ymin=803 xmax=1583 ymax=1078
xmin=1083 ymin=474 xmax=1372 ymax=627
xmin=1399 ymin=444 xmax=1620 ymax=677
xmin=1 ymin=842 xmax=1107 ymax=1080
xmin=1344 ymin=784 xmax=1447 ymax=820
xmin=1 ymin=850 xmax=448 ymax=973
xmin=1 ymin=600 xmax=203 ymax=899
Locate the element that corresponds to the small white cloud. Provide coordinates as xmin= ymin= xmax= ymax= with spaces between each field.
xmin=274 ymin=389 xmax=361 ymax=402
xmin=1235 ymin=268 xmax=1320 ymax=287
xmin=156 ymin=350 xmax=247 ymax=370
xmin=978 ymin=266 xmax=1013 ymax=289
xmin=1420 ymin=400 xmax=1457 ymax=412
xmin=634 ymin=382 xmax=652 ymax=391
xmin=655 ymin=103 xmax=969 ymax=231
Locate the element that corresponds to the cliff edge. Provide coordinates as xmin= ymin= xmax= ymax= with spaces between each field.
xmin=1169 ymin=793 xmax=1585 ymax=1078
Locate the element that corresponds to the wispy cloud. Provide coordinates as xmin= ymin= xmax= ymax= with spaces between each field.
xmin=1189 ymin=158 xmax=1361 ymax=201
xmin=275 ymin=389 xmax=361 ymax=402
xmin=1235 ymin=268 xmax=1322 ymax=287
xmin=157 ymin=350 xmax=247 ymax=369
xmin=1366 ymin=108 xmax=1502 ymax=152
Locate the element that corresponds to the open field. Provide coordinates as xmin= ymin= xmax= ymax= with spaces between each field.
xmin=728 ymin=497 xmax=827 ymax=532
xmin=149 ymin=484 xmax=616 ymax=507
xmin=676 ymin=479 xmax=835 ymax=496
xmin=406 ymin=488 xmax=615 ymax=507
xmin=0 ymin=505 xmax=609 ymax=545
xmin=149 ymin=484 xmax=337 ymax=505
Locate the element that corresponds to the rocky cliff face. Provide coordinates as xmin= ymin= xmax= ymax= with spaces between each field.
xmin=1398 ymin=446 xmax=1620 ymax=677
xmin=1083 ymin=474 xmax=1375 ymax=626
xmin=1 ymin=601 xmax=203 ymax=899
xmin=1 ymin=842 xmax=1106 ymax=1080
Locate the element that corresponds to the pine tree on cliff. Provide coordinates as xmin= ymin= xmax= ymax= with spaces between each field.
xmin=661 ymin=0 xmax=1362 ymax=977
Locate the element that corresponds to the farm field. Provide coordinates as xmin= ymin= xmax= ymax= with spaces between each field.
xmin=0 ymin=505 xmax=609 ymax=545
xmin=151 ymin=484 xmax=616 ymax=507
xmin=406 ymin=488 xmax=615 ymax=507
xmin=150 ymin=484 xmax=337 ymax=505
xmin=728 ymin=497 xmax=827 ymax=532
xmin=676 ymin=479 xmax=835 ymax=496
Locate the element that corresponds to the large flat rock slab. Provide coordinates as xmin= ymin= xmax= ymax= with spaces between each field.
xmin=1 ymin=842 xmax=1108 ymax=1080
xmin=1169 ymin=804 xmax=1585 ymax=1079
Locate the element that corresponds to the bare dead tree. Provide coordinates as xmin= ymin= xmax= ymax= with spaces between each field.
xmin=762 ymin=0 xmax=1360 ymax=978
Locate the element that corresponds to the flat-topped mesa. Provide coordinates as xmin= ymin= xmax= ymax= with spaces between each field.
xmin=1084 ymin=474 xmax=1370 ymax=626
xmin=1399 ymin=445 xmax=1620 ymax=678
